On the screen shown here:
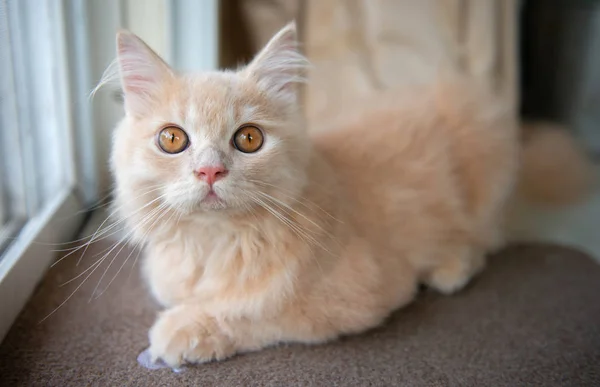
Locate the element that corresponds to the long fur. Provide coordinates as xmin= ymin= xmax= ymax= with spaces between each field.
xmin=105 ymin=22 xmax=594 ymax=367
xmin=517 ymin=121 xmax=594 ymax=205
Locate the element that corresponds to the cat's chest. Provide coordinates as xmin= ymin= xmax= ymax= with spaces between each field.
xmin=142 ymin=228 xmax=297 ymax=309
xmin=143 ymin=240 xmax=207 ymax=306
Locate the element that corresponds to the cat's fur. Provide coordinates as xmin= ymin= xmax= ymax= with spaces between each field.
xmin=109 ymin=23 xmax=592 ymax=367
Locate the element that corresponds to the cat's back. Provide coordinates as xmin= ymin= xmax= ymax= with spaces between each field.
xmin=310 ymin=80 xmax=518 ymax=245
xmin=311 ymin=80 xmax=515 ymax=159
xmin=311 ymin=80 xmax=516 ymax=185
xmin=311 ymin=83 xmax=449 ymax=169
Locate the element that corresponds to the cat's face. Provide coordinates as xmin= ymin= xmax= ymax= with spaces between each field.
xmin=111 ymin=23 xmax=309 ymax=217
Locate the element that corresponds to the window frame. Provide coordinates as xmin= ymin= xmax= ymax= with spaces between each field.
xmin=0 ymin=0 xmax=89 ymax=341
xmin=0 ymin=0 xmax=220 ymax=343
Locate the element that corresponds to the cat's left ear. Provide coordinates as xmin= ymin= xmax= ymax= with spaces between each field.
xmin=116 ymin=31 xmax=174 ymax=117
xmin=242 ymin=22 xmax=309 ymax=104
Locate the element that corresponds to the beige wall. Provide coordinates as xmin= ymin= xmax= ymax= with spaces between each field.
xmin=226 ymin=0 xmax=519 ymax=125
xmin=303 ymin=0 xmax=518 ymax=124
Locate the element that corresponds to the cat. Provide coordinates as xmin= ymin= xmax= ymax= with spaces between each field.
xmin=107 ymin=22 xmax=593 ymax=367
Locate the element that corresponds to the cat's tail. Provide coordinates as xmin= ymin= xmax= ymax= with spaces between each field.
xmin=431 ymin=76 xmax=595 ymax=205
xmin=515 ymin=122 xmax=595 ymax=206
xmin=503 ymin=121 xmax=596 ymax=243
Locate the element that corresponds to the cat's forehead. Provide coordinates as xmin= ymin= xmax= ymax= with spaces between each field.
xmin=168 ymin=72 xmax=265 ymax=136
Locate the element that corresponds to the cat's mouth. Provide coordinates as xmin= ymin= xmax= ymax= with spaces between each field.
xmin=199 ymin=189 xmax=226 ymax=210
xmin=205 ymin=190 xmax=219 ymax=199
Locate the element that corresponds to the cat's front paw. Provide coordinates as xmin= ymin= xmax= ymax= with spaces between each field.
xmin=148 ymin=305 xmax=233 ymax=367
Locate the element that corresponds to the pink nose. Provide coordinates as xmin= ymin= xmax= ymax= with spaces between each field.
xmin=194 ymin=165 xmax=228 ymax=186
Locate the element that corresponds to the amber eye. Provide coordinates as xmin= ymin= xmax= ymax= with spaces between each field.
xmin=233 ymin=125 xmax=264 ymax=153
xmin=157 ymin=126 xmax=189 ymax=154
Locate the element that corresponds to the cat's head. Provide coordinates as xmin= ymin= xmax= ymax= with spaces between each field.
xmin=110 ymin=23 xmax=310 ymax=219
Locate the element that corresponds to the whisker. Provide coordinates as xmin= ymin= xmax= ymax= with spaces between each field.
xmin=59 ymin=202 xmax=165 ymax=289
xmin=255 ymin=191 xmax=335 ymax=237
xmin=95 ymin=203 xmax=174 ymax=299
xmin=88 ymin=202 xmax=170 ymax=301
xmin=126 ymin=242 xmax=145 ymax=282
xmin=39 ymin=184 xmax=171 ymax=323
xmin=246 ymin=192 xmax=320 ymax=250
xmin=12 ymin=183 xmax=166 ymax=249
xmin=251 ymin=191 xmax=339 ymax=256
xmin=59 ymin=253 xmax=108 ymax=287
xmin=249 ymin=179 xmax=342 ymax=224
xmin=243 ymin=191 xmax=327 ymax=276
xmin=51 ymin=189 xmax=168 ymax=268
xmin=39 ymin=254 xmax=108 ymax=324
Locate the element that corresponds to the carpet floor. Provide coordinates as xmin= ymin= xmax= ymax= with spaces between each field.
xmin=1 ymin=243 xmax=599 ymax=386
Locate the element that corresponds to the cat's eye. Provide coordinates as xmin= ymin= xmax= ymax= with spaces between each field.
xmin=233 ymin=125 xmax=264 ymax=153
xmin=157 ymin=126 xmax=189 ymax=154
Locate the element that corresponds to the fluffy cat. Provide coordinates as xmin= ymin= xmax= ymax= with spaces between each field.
xmin=108 ymin=22 xmax=592 ymax=367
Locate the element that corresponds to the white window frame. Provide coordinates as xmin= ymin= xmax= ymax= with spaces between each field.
xmin=0 ymin=0 xmax=87 ymax=341
xmin=0 ymin=0 xmax=219 ymax=342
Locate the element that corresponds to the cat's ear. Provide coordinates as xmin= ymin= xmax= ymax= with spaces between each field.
xmin=243 ymin=22 xmax=309 ymax=104
xmin=116 ymin=31 xmax=174 ymax=117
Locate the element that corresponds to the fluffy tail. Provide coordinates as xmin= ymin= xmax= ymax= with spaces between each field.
xmin=515 ymin=122 xmax=595 ymax=206
xmin=504 ymin=121 xmax=596 ymax=245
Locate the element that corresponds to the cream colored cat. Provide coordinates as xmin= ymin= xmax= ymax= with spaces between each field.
xmin=109 ymin=23 xmax=592 ymax=367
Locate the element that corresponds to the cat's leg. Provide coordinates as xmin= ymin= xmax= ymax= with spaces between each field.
xmin=148 ymin=289 xmax=408 ymax=367
xmin=148 ymin=299 xmax=366 ymax=367
xmin=148 ymin=250 xmax=419 ymax=367
xmin=148 ymin=304 xmax=236 ymax=366
xmin=423 ymin=244 xmax=486 ymax=294
xmin=148 ymin=304 xmax=328 ymax=367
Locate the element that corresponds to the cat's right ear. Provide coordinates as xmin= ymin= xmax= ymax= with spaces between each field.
xmin=242 ymin=22 xmax=309 ymax=105
xmin=116 ymin=31 xmax=174 ymax=117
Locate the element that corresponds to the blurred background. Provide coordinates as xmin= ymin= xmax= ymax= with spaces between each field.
xmin=0 ymin=0 xmax=599 ymax=340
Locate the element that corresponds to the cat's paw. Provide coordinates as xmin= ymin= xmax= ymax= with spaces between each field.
xmin=425 ymin=247 xmax=485 ymax=294
xmin=148 ymin=306 xmax=233 ymax=367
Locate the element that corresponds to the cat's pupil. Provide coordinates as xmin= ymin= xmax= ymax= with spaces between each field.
xmin=170 ymin=133 xmax=175 ymax=142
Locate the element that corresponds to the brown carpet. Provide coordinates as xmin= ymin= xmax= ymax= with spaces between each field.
xmin=1 ymin=243 xmax=600 ymax=386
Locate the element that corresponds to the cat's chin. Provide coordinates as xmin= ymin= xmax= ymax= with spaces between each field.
xmin=186 ymin=198 xmax=258 ymax=218
xmin=198 ymin=194 xmax=228 ymax=211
